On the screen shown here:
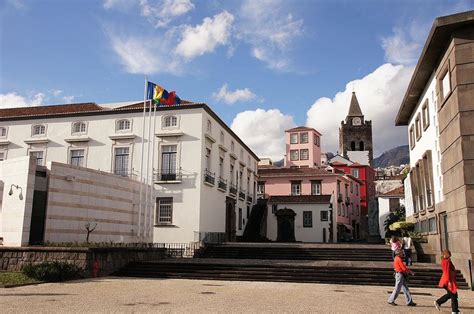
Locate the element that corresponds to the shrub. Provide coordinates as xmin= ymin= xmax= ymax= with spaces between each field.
xmin=22 ymin=261 xmax=81 ymax=282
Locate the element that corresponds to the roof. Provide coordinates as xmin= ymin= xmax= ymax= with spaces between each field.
xmin=395 ymin=10 xmax=474 ymax=126
xmin=268 ymin=195 xmax=332 ymax=204
xmin=347 ymin=92 xmax=363 ymax=117
xmin=259 ymin=167 xmax=336 ymax=178
xmin=380 ymin=186 xmax=405 ymax=197
xmin=0 ymin=101 xmax=260 ymax=161
xmin=285 ymin=126 xmax=322 ymax=135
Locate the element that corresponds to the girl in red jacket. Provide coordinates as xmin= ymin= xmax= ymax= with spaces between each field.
xmin=434 ymin=250 xmax=459 ymax=313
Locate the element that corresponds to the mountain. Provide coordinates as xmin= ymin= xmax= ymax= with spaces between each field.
xmin=373 ymin=145 xmax=409 ymax=168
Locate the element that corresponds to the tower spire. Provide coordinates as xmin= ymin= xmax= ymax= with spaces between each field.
xmin=347 ymin=91 xmax=363 ymax=117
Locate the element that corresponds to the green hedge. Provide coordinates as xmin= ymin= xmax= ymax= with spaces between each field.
xmin=22 ymin=261 xmax=81 ymax=282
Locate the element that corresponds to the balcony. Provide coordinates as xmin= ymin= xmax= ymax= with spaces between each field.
xmin=247 ymin=195 xmax=253 ymax=203
xmin=204 ymin=169 xmax=215 ymax=186
xmin=218 ymin=177 xmax=227 ymax=191
xmin=345 ymin=197 xmax=350 ymax=205
xmin=229 ymin=183 xmax=237 ymax=196
xmin=338 ymin=193 xmax=343 ymax=203
xmin=239 ymin=189 xmax=246 ymax=200
xmin=154 ymin=169 xmax=182 ymax=183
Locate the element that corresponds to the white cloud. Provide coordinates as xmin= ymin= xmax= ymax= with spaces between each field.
xmin=381 ymin=24 xmax=427 ymax=65
xmin=231 ymin=108 xmax=295 ymax=160
xmin=212 ymin=84 xmax=257 ymax=105
xmin=109 ymin=33 xmax=181 ymax=75
xmin=238 ymin=0 xmax=303 ymax=70
xmin=0 ymin=92 xmax=45 ymax=109
xmin=51 ymin=89 xmax=63 ymax=97
xmin=175 ymin=11 xmax=234 ymax=60
xmin=62 ymin=95 xmax=75 ymax=103
xmin=140 ymin=0 xmax=194 ymax=28
xmin=306 ymin=63 xmax=414 ymax=156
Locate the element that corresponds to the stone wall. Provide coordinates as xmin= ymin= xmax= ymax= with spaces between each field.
xmin=0 ymin=246 xmax=166 ymax=277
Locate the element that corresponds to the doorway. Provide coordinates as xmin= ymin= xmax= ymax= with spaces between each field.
xmin=225 ymin=197 xmax=236 ymax=242
xmin=276 ymin=208 xmax=296 ymax=242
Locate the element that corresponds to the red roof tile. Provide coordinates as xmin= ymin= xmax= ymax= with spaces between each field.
xmin=285 ymin=126 xmax=321 ymax=134
xmin=381 ymin=186 xmax=405 ymax=196
xmin=0 ymin=103 xmax=103 ymax=118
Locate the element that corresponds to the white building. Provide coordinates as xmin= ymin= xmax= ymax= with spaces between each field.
xmin=0 ymin=101 xmax=259 ymax=245
xmin=376 ymin=186 xmax=405 ymax=238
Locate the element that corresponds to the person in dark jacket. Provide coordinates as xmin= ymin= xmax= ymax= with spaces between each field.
xmin=434 ymin=249 xmax=459 ymax=313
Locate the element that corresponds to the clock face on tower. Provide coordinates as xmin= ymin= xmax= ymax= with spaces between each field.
xmin=353 ymin=117 xmax=362 ymax=126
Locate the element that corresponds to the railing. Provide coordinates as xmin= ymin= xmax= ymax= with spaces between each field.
xmin=154 ymin=169 xmax=182 ymax=182
xmin=338 ymin=193 xmax=343 ymax=203
xmin=218 ymin=177 xmax=227 ymax=191
xmin=229 ymin=183 xmax=237 ymax=195
xmin=155 ymin=242 xmax=201 ymax=258
xmin=194 ymin=232 xmax=226 ymax=244
xmin=345 ymin=196 xmax=350 ymax=205
xmin=204 ymin=169 xmax=215 ymax=185
xmin=239 ymin=189 xmax=246 ymax=200
xmin=247 ymin=195 xmax=253 ymax=203
xmin=257 ymin=193 xmax=265 ymax=199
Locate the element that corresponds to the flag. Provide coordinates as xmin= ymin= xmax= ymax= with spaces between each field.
xmin=146 ymin=81 xmax=181 ymax=106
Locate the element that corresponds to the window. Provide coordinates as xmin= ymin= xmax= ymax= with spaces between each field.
xmin=290 ymin=150 xmax=299 ymax=161
xmin=72 ymin=121 xmax=86 ymax=134
xmin=238 ymin=208 xmax=243 ymax=230
xmin=409 ymin=125 xmax=415 ymax=149
xmin=290 ymin=133 xmax=298 ymax=144
xmin=422 ymin=100 xmax=430 ymax=130
xmin=219 ymin=157 xmax=224 ymax=178
xmin=303 ymin=211 xmax=313 ymax=227
xmin=0 ymin=151 xmax=5 ymax=161
xmin=351 ymin=168 xmax=359 ymax=178
xmin=207 ymin=119 xmax=212 ymax=133
xmin=389 ymin=198 xmax=400 ymax=212
xmin=441 ymin=70 xmax=451 ymax=99
xmin=300 ymin=149 xmax=309 ymax=160
xmin=163 ymin=115 xmax=178 ymax=128
xmin=320 ymin=211 xmax=328 ymax=221
xmin=70 ymin=149 xmax=85 ymax=167
xmin=300 ymin=132 xmax=308 ymax=143
xmin=356 ymin=184 xmax=359 ymax=196
xmin=30 ymin=151 xmax=44 ymax=166
xmin=205 ymin=148 xmax=211 ymax=171
xmin=421 ymin=219 xmax=429 ymax=233
xmin=314 ymin=135 xmax=320 ymax=147
xmin=231 ymin=141 xmax=235 ymax=152
xmin=415 ymin=114 xmax=421 ymax=141
xmin=0 ymin=127 xmax=6 ymax=138
xmin=116 ymin=119 xmax=131 ymax=132
xmin=161 ymin=145 xmax=177 ymax=180
xmin=156 ymin=198 xmax=173 ymax=224
xmin=114 ymin=147 xmax=129 ymax=176
xmin=291 ymin=181 xmax=301 ymax=196
xmin=32 ymin=124 xmax=46 ymax=136
xmin=230 ymin=163 xmax=235 ymax=184
xmin=311 ymin=181 xmax=321 ymax=195
xmin=257 ymin=182 xmax=265 ymax=195
xmin=272 ymin=204 xmax=278 ymax=214
xmin=429 ymin=217 xmax=437 ymax=233
xmin=240 ymin=148 xmax=244 ymax=159
xmin=220 ymin=131 xmax=224 ymax=143
xmin=350 ymin=182 xmax=353 ymax=193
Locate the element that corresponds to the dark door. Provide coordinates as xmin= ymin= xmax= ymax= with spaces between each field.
xmin=225 ymin=197 xmax=236 ymax=242
xmin=276 ymin=208 xmax=296 ymax=242
xmin=440 ymin=213 xmax=449 ymax=251
xmin=29 ymin=190 xmax=48 ymax=245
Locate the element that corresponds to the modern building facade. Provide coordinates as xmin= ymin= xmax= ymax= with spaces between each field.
xmin=0 ymin=101 xmax=259 ymax=245
xmin=395 ymin=11 xmax=474 ymax=283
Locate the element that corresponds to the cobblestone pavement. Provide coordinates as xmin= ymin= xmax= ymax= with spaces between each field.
xmin=1 ymin=277 xmax=473 ymax=313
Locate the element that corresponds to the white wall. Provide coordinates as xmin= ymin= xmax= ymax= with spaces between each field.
xmin=266 ymin=203 xmax=331 ymax=243
xmin=378 ymin=196 xmax=406 ymax=238
xmin=0 ymin=156 xmax=37 ymax=246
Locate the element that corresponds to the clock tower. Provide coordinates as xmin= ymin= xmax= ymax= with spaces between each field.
xmin=339 ymin=92 xmax=373 ymax=166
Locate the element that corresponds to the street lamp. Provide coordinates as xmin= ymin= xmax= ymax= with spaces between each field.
xmin=8 ymin=184 xmax=23 ymax=200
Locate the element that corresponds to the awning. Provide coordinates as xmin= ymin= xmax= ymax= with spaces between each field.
xmin=343 ymin=224 xmax=354 ymax=231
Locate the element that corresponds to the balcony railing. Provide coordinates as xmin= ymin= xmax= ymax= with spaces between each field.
xmin=247 ymin=195 xmax=253 ymax=203
xmin=345 ymin=196 xmax=350 ymax=205
xmin=154 ymin=169 xmax=182 ymax=182
xmin=204 ymin=169 xmax=215 ymax=185
xmin=229 ymin=183 xmax=237 ymax=195
xmin=239 ymin=189 xmax=246 ymax=200
xmin=218 ymin=177 xmax=227 ymax=191
xmin=338 ymin=193 xmax=343 ymax=203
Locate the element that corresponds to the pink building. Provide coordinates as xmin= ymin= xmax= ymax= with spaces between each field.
xmin=285 ymin=127 xmax=322 ymax=168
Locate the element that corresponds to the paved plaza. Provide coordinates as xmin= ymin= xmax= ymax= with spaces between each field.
xmin=1 ymin=277 xmax=473 ymax=313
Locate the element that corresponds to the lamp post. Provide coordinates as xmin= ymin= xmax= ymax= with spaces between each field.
xmin=8 ymin=184 xmax=23 ymax=200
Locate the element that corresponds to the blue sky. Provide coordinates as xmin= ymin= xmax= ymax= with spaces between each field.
xmin=1 ymin=0 xmax=473 ymax=159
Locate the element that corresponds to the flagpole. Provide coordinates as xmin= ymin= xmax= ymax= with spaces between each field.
xmin=144 ymin=81 xmax=154 ymax=240
xmin=138 ymin=77 xmax=148 ymax=238
xmin=149 ymin=95 xmax=158 ymax=238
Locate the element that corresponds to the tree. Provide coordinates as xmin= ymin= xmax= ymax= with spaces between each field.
xmin=384 ymin=205 xmax=406 ymax=238
xmin=85 ymin=222 xmax=97 ymax=244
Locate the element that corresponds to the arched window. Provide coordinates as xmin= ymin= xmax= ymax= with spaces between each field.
xmin=163 ymin=115 xmax=178 ymax=128
xmin=32 ymin=124 xmax=46 ymax=136
xmin=72 ymin=121 xmax=87 ymax=134
xmin=359 ymin=141 xmax=365 ymax=151
xmin=0 ymin=127 xmax=7 ymax=138
xmin=220 ymin=131 xmax=224 ymax=143
xmin=207 ymin=119 xmax=212 ymax=133
xmin=350 ymin=141 xmax=356 ymax=151
xmin=116 ymin=119 xmax=131 ymax=132
xmin=231 ymin=141 xmax=235 ymax=152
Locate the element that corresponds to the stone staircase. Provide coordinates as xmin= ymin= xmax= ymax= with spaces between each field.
xmin=114 ymin=243 xmax=470 ymax=289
